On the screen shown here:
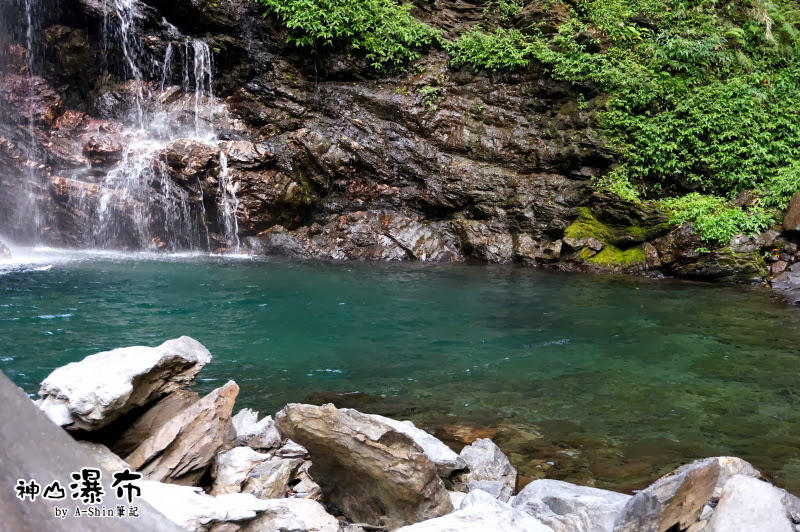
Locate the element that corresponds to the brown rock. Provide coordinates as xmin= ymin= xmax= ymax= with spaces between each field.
xmin=784 ymin=192 xmax=800 ymax=232
xmin=112 ymin=389 xmax=200 ymax=456
xmin=125 ymin=381 xmax=239 ymax=485
xmin=613 ymin=457 xmax=721 ymax=532
xmin=275 ymin=403 xmax=453 ymax=526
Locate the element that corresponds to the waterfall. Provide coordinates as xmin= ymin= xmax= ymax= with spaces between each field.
xmin=217 ymin=151 xmax=241 ymax=252
xmin=0 ymin=0 xmax=243 ymax=253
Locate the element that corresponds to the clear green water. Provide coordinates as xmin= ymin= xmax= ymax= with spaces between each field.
xmin=2 ymin=250 xmax=800 ymax=494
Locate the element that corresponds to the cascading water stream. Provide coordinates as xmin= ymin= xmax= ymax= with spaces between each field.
xmin=1 ymin=0 xmax=242 ymax=253
xmin=218 ymin=151 xmax=241 ymax=252
xmin=84 ymin=1 xmax=239 ymax=252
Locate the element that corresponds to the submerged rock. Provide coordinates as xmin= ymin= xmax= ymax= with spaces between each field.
xmin=275 ymin=403 xmax=453 ymax=526
xmin=512 ymin=479 xmax=631 ymax=532
xmin=37 ymin=336 xmax=212 ymax=430
xmin=125 ymin=381 xmax=239 ymax=485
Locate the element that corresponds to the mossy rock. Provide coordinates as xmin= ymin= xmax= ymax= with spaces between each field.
xmin=580 ymin=244 xmax=647 ymax=267
xmin=564 ymin=207 xmax=666 ymax=247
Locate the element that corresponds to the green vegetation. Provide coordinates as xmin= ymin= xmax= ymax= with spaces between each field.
xmin=255 ymin=0 xmax=800 ymax=244
xmin=443 ymin=0 xmax=800 ymax=243
xmin=444 ymin=28 xmax=532 ymax=70
xmin=254 ymin=0 xmax=439 ymax=69
xmin=417 ymin=85 xmax=441 ymax=110
xmin=582 ymin=245 xmax=647 ymax=266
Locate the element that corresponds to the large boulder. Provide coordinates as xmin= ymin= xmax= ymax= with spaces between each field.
xmin=613 ymin=457 xmax=720 ymax=531
xmin=275 ymin=403 xmax=454 ymax=526
xmin=0 ymin=239 xmax=10 ymax=258
xmin=125 ymin=381 xmax=239 ymax=485
xmin=783 ymin=191 xmax=800 ymax=232
xmin=512 ymin=479 xmax=631 ymax=532
xmin=396 ymin=489 xmax=553 ymax=532
xmin=37 ymin=336 xmax=211 ymax=430
xmin=458 ymin=438 xmax=517 ymax=498
xmin=365 ymin=413 xmax=465 ymax=477
xmin=705 ymin=475 xmax=793 ymax=532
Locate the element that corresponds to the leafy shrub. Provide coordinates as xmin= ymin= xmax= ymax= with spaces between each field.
xmin=517 ymin=0 xmax=800 ymax=241
xmin=659 ymin=194 xmax=774 ymax=243
xmin=443 ymin=28 xmax=533 ymax=70
xmin=255 ymin=0 xmax=439 ymax=70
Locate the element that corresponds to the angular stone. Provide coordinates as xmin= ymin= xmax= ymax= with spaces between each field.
xmin=275 ymin=403 xmax=453 ymax=526
xmin=137 ymin=480 xmax=274 ymax=530
xmin=458 ymin=438 xmax=517 ymax=494
xmin=396 ymin=489 xmax=553 ymax=532
xmin=37 ymin=337 xmax=212 ymax=431
xmin=364 ymin=412 xmax=465 ymax=477
xmin=239 ymin=498 xmax=340 ymax=532
xmin=0 ymin=239 xmax=10 ymax=258
xmin=705 ymin=475 xmax=793 ymax=532
xmin=242 ymin=457 xmax=303 ymax=499
xmin=231 ymin=408 xmax=281 ymax=450
xmin=783 ymin=192 xmax=800 ymax=231
xmin=113 ymin=389 xmax=200 ymax=456
xmin=275 ymin=439 xmax=310 ymax=459
xmin=513 ymin=479 xmax=631 ymax=532
xmin=212 ymin=447 xmax=271 ymax=495
xmin=126 ymin=381 xmax=239 ymax=485
xmin=613 ymin=457 xmax=720 ymax=532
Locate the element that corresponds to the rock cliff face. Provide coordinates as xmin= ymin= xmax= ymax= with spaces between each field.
xmin=1 ymin=0 xmax=798 ymax=286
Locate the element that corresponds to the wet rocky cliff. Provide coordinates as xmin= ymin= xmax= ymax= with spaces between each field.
xmin=2 ymin=0 xmax=799 ymax=290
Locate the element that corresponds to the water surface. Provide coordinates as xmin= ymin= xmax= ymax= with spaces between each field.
xmin=1 ymin=249 xmax=799 ymax=493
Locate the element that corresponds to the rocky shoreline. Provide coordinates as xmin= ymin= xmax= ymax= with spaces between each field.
xmin=2 ymin=0 xmax=800 ymax=303
xmin=16 ymin=336 xmax=799 ymax=531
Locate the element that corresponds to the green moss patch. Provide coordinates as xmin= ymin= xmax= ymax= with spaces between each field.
xmin=585 ymin=244 xmax=646 ymax=267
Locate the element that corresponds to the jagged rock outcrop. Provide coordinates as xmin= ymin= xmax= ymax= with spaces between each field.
xmin=125 ymin=381 xmax=239 ymax=485
xmin=37 ymin=336 xmax=211 ymax=430
xmin=0 ymin=239 xmax=9 ymax=258
xmin=275 ymin=403 xmax=454 ymax=527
